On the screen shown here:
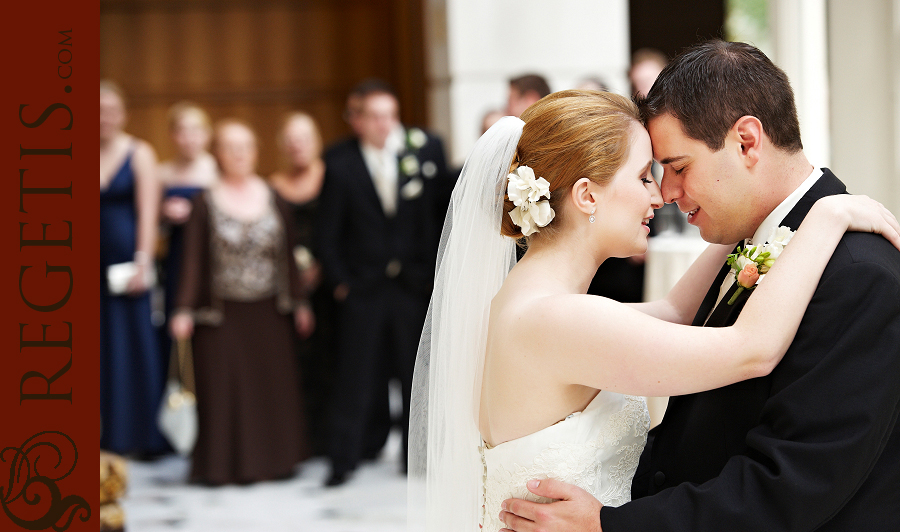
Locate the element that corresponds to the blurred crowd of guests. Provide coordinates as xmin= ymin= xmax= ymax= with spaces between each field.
xmin=98 ymin=47 xmax=685 ymax=488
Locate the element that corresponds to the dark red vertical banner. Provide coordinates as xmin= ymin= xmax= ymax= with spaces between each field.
xmin=1 ymin=1 xmax=99 ymax=531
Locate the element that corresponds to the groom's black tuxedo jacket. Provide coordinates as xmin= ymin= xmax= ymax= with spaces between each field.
xmin=315 ymin=133 xmax=449 ymax=299
xmin=602 ymin=170 xmax=900 ymax=531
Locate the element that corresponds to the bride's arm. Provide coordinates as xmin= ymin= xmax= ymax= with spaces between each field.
xmin=626 ymin=242 xmax=735 ymax=324
xmin=528 ymin=195 xmax=900 ymax=397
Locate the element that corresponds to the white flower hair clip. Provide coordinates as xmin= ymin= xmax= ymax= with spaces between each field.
xmin=507 ymin=165 xmax=555 ymax=236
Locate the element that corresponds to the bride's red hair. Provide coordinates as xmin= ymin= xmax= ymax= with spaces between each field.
xmin=501 ymin=90 xmax=641 ymax=240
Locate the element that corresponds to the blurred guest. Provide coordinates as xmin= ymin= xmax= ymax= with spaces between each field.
xmin=99 ymin=80 xmax=168 ymax=456
xmin=629 ymin=47 xmax=668 ymax=98
xmin=334 ymin=82 xmax=398 ymax=465
xmin=316 ymin=79 xmax=446 ymax=486
xmin=575 ymin=76 xmax=610 ymax=92
xmin=481 ymin=108 xmax=505 ymax=135
xmin=269 ymin=111 xmax=335 ymax=456
xmin=170 ymin=119 xmax=313 ymax=485
xmin=156 ymin=101 xmax=218 ymax=366
xmin=506 ymin=73 xmax=551 ymax=117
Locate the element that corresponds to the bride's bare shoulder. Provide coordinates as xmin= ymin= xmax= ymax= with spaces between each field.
xmin=491 ymin=285 xmax=623 ymax=346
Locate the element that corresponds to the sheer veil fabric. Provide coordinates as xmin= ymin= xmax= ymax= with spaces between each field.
xmin=408 ymin=117 xmax=523 ymax=531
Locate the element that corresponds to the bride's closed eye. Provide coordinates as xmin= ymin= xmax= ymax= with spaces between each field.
xmin=640 ymin=162 xmax=654 ymax=184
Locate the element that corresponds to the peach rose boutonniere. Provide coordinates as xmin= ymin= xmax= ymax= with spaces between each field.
xmin=725 ymin=226 xmax=796 ymax=305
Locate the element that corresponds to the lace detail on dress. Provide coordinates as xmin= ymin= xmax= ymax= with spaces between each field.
xmin=480 ymin=393 xmax=649 ymax=532
xmin=210 ymin=200 xmax=282 ymax=301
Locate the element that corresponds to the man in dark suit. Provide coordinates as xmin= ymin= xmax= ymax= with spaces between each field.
xmin=316 ymin=80 xmax=449 ymax=487
xmin=499 ymin=40 xmax=900 ymax=530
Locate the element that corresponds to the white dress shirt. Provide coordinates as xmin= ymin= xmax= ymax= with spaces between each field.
xmin=360 ymin=142 xmax=399 ymax=217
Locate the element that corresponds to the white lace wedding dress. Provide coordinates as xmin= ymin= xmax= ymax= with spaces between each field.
xmin=479 ymin=392 xmax=650 ymax=532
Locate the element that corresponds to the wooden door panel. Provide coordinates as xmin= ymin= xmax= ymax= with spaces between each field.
xmin=101 ymin=0 xmax=426 ymax=175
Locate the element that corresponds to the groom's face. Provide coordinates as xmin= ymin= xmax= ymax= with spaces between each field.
xmin=648 ymin=113 xmax=758 ymax=244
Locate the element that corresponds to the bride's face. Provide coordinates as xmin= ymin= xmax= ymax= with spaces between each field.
xmin=593 ymin=123 xmax=662 ymax=257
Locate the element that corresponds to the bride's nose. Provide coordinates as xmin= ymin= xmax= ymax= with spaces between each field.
xmin=649 ymin=180 xmax=663 ymax=210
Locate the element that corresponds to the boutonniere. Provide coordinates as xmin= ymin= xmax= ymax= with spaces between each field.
xmin=400 ymin=177 xmax=424 ymax=200
xmin=406 ymin=127 xmax=428 ymax=150
xmin=400 ymin=154 xmax=420 ymax=177
xmin=724 ymin=225 xmax=795 ymax=305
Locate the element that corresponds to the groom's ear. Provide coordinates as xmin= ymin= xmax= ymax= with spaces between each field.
xmin=732 ymin=115 xmax=763 ymax=168
xmin=570 ymin=177 xmax=596 ymax=215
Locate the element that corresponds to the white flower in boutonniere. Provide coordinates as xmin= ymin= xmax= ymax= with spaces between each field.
xmin=507 ymin=165 xmax=555 ymax=237
xmin=421 ymin=160 xmax=438 ymax=179
xmin=407 ymin=127 xmax=428 ymax=150
xmin=724 ymin=225 xmax=796 ymax=305
xmin=400 ymin=177 xmax=424 ymax=200
xmin=400 ymin=154 xmax=420 ymax=176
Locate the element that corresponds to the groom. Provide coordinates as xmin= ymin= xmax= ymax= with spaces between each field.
xmin=499 ymin=40 xmax=900 ymax=531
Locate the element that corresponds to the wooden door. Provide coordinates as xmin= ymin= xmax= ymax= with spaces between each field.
xmin=100 ymin=0 xmax=426 ymax=175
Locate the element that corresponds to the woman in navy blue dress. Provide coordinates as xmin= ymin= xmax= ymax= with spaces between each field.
xmin=157 ymin=102 xmax=219 ymax=364
xmin=99 ymin=81 xmax=167 ymax=456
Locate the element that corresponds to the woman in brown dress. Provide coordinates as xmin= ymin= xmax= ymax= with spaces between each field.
xmin=170 ymin=119 xmax=314 ymax=484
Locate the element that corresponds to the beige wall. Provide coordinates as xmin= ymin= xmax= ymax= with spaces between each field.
xmin=827 ymin=0 xmax=900 ymax=213
xmin=426 ymin=0 xmax=631 ymax=165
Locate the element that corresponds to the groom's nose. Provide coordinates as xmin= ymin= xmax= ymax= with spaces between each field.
xmin=660 ymin=170 xmax=682 ymax=205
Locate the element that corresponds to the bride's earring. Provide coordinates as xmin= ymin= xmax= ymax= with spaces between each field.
xmin=589 ymin=207 xmax=596 ymax=224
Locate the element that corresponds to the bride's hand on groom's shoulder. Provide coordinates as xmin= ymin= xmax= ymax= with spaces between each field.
xmin=499 ymin=479 xmax=602 ymax=532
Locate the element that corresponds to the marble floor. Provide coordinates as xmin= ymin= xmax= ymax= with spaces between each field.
xmin=121 ymin=431 xmax=407 ymax=532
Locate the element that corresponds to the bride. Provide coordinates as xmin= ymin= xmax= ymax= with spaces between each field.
xmin=407 ymin=90 xmax=899 ymax=532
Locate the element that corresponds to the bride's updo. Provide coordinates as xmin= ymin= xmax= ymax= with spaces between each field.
xmin=500 ymin=90 xmax=641 ymax=239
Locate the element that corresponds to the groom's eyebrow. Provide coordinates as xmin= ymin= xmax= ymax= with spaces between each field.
xmin=659 ymin=155 xmax=687 ymax=165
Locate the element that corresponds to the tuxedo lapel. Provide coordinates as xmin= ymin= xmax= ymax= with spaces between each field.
xmin=779 ymin=168 xmax=846 ymax=231
xmin=705 ymin=281 xmax=752 ymax=327
xmin=692 ymin=261 xmax=734 ymax=326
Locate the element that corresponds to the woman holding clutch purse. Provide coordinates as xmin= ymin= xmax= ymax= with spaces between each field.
xmin=99 ymin=80 xmax=168 ymax=456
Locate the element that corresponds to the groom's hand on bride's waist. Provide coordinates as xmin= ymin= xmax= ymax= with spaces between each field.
xmin=499 ymin=479 xmax=602 ymax=532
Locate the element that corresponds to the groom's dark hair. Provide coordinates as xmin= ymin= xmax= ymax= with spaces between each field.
xmin=638 ymin=40 xmax=803 ymax=153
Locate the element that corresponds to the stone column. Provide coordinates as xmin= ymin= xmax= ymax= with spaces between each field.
xmin=425 ymin=0 xmax=631 ymax=165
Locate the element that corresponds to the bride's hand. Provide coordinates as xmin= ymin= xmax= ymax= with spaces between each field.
xmin=499 ymin=479 xmax=602 ymax=532
xmin=813 ymin=195 xmax=900 ymax=251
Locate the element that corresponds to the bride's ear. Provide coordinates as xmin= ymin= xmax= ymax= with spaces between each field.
xmin=569 ymin=177 xmax=597 ymax=216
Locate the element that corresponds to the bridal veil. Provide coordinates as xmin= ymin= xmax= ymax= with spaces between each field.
xmin=408 ymin=116 xmax=523 ymax=531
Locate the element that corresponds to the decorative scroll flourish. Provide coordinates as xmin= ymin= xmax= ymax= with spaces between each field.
xmin=1 ymin=431 xmax=91 ymax=531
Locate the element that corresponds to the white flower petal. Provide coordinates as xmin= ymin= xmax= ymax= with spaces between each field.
xmin=408 ymin=128 xmax=427 ymax=148
xmin=532 ymin=201 xmax=555 ymax=227
xmin=509 ymin=206 xmax=535 ymax=236
xmin=535 ymin=177 xmax=551 ymax=197
xmin=517 ymin=166 xmax=536 ymax=184
xmin=768 ymin=226 xmax=794 ymax=245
